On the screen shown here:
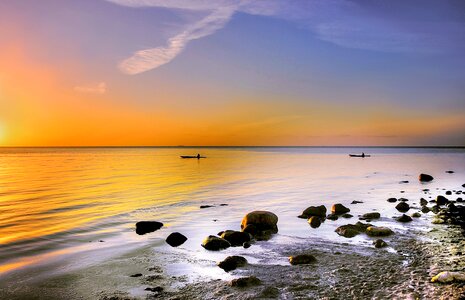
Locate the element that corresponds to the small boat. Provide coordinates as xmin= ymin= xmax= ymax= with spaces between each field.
xmin=180 ymin=155 xmax=206 ymax=159
xmin=349 ymin=154 xmax=371 ymax=158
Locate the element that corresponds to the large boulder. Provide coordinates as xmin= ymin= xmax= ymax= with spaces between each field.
xmin=366 ymin=226 xmax=393 ymax=237
xmin=395 ymin=202 xmax=410 ymax=212
xmin=436 ymin=195 xmax=449 ymax=206
xmin=217 ymin=256 xmax=247 ymax=272
xmin=201 ymin=235 xmax=231 ymax=251
xmin=241 ymin=211 xmax=278 ymax=233
xmin=220 ymin=230 xmax=251 ymax=247
xmin=307 ymin=216 xmax=322 ymax=228
xmin=419 ymin=173 xmax=434 ymax=182
xmin=135 ymin=221 xmax=163 ymax=235
xmin=299 ymin=205 xmax=327 ymax=218
xmin=165 ymin=232 xmax=187 ymax=247
xmin=289 ymin=254 xmax=316 ymax=265
xmin=335 ymin=225 xmax=360 ymax=238
xmin=331 ymin=203 xmax=350 ymax=215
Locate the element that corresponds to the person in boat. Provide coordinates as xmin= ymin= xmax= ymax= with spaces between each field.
xmin=197 ymin=153 xmax=200 ymax=159
xmin=361 ymin=152 xmax=365 ymax=158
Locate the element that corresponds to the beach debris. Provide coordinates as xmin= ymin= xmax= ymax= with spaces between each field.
xmin=241 ymin=211 xmax=278 ymax=240
xmin=395 ymin=202 xmax=410 ymax=212
xmin=298 ymin=205 xmax=326 ymax=218
xmin=135 ymin=221 xmax=163 ymax=235
xmin=289 ymin=254 xmax=316 ymax=265
xmin=436 ymin=195 xmax=449 ymax=206
xmin=331 ymin=203 xmax=350 ymax=215
xmin=230 ymin=276 xmax=261 ymax=287
xmin=220 ymin=230 xmax=251 ymax=246
xmin=201 ymin=235 xmax=231 ymax=251
xmin=419 ymin=173 xmax=434 ymax=182
xmin=366 ymin=226 xmax=393 ymax=237
xmin=165 ymin=232 xmax=187 ymax=247
xmin=397 ymin=214 xmax=413 ymax=223
xmin=360 ymin=212 xmax=381 ymax=220
xmin=308 ymin=216 xmax=322 ymax=228
xmin=373 ymin=239 xmax=388 ymax=248
xmin=387 ymin=198 xmax=397 ymax=203
xmin=217 ymin=255 xmax=247 ymax=272
xmin=431 ymin=271 xmax=465 ymax=283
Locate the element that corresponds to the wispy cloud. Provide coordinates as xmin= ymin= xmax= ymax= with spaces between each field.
xmin=106 ymin=0 xmax=465 ymax=74
xmin=74 ymin=82 xmax=107 ymax=94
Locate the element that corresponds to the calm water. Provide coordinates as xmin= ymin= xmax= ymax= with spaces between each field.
xmin=0 ymin=147 xmax=464 ymax=278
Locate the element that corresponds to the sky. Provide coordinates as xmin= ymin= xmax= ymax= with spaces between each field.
xmin=0 ymin=0 xmax=464 ymax=146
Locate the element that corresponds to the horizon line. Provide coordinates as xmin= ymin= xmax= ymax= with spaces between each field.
xmin=0 ymin=145 xmax=464 ymax=149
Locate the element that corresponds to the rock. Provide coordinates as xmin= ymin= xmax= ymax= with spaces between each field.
xmin=419 ymin=173 xmax=434 ymax=182
xmin=130 ymin=273 xmax=143 ymax=277
xmin=242 ymin=224 xmax=258 ymax=236
xmin=241 ymin=211 xmax=278 ymax=233
xmin=230 ymin=276 xmax=261 ymax=287
xmin=387 ymin=198 xmax=397 ymax=203
xmin=243 ymin=242 xmax=251 ymax=248
xmin=165 ymin=232 xmax=187 ymax=247
xmin=457 ymin=197 xmax=463 ymax=202
xmin=299 ymin=205 xmax=327 ymax=218
xmin=420 ymin=198 xmax=428 ymax=206
xmin=220 ymin=230 xmax=251 ymax=247
xmin=289 ymin=254 xmax=316 ymax=265
xmin=341 ymin=213 xmax=353 ymax=218
xmin=351 ymin=200 xmax=363 ymax=204
xmin=395 ymin=202 xmax=410 ymax=212
xmin=421 ymin=206 xmax=430 ymax=213
xmin=308 ymin=216 xmax=322 ymax=228
xmin=217 ymin=256 xmax=247 ymax=272
xmin=331 ymin=203 xmax=350 ymax=215
xmin=335 ymin=225 xmax=361 ymax=238
xmin=374 ymin=239 xmax=387 ymax=248
xmin=445 ymin=170 xmax=455 ymax=174
xmin=326 ymin=214 xmax=338 ymax=220
xmin=399 ymin=180 xmax=409 ymax=184
xmin=135 ymin=221 xmax=163 ymax=235
xmin=219 ymin=203 xmax=228 ymax=206
xmin=145 ymin=287 xmax=163 ymax=293
xmin=445 ymin=191 xmax=452 ymax=195
xmin=436 ymin=195 xmax=449 ymax=206
xmin=360 ymin=212 xmax=380 ymax=220
xmin=432 ymin=217 xmax=445 ymax=224
xmin=200 ymin=205 xmax=214 ymax=209
xmin=366 ymin=226 xmax=393 ymax=237
xmin=431 ymin=271 xmax=465 ymax=283
xmin=411 ymin=212 xmax=421 ymax=218
xmin=397 ymin=214 xmax=413 ymax=222
xmin=201 ymin=235 xmax=231 ymax=251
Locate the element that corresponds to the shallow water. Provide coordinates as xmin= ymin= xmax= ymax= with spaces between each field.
xmin=0 ymin=147 xmax=464 ymax=280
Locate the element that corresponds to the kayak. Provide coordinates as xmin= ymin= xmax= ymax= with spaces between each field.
xmin=180 ymin=156 xmax=206 ymax=159
xmin=349 ymin=154 xmax=371 ymax=157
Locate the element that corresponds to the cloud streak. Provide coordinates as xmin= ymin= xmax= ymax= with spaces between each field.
xmin=74 ymin=82 xmax=107 ymax=94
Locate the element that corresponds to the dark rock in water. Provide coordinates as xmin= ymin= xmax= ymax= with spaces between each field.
xmin=230 ymin=276 xmax=261 ymax=287
xmin=331 ymin=203 xmax=350 ymax=215
xmin=457 ymin=198 xmax=463 ymax=203
xmin=462 ymin=184 xmax=465 ymax=188
xmin=201 ymin=235 xmax=231 ymax=251
xmin=419 ymin=173 xmax=434 ymax=182
xmin=217 ymin=256 xmax=247 ymax=272
xmin=431 ymin=205 xmax=440 ymax=214
xmin=243 ymin=242 xmax=251 ymax=249
xmin=289 ymin=254 xmax=316 ymax=265
xmin=165 ymin=232 xmax=187 ymax=247
xmin=399 ymin=180 xmax=409 ymax=184
xmin=366 ymin=226 xmax=393 ymax=237
xmin=421 ymin=206 xmax=430 ymax=213
xmin=299 ymin=205 xmax=327 ymax=218
xmin=446 ymin=191 xmax=452 ymax=195
xmin=145 ymin=287 xmax=163 ymax=293
xmin=400 ymin=191 xmax=405 ymax=193
xmin=420 ymin=198 xmax=428 ymax=206
xmin=374 ymin=239 xmax=388 ymax=248
xmin=342 ymin=213 xmax=353 ymax=218
xmin=360 ymin=212 xmax=381 ymax=220
xmin=130 ymin=273 xmax=143 ymax=277
xmin=399 ymin=198 xmax=408 ymax=202
xmin=351 ymin=200 xmax=363 ymax=204
xmin=220 ymin=230 xmax=251 ymax=247
xmin=411 ymin=212 xmax=421 ymax=218
xmin=308 ymin=216 xmax=322 ymax=228
xmin=335 ymin=225 xmax=360 ymax=238
xmin=395 ymin=202 xmax=410 ymax=212
xmin=445 ymin=170 xmax=454 ymax=174
xmin=241 ymin=211 xmax=278 ymax=233
xmin=448 ymin=203 xmax=458 ymax=212
xmin=397 ymin=214 xmax=413 ymax=223
xmin=219 ymin=203 xmax=228 ymax=206
xmin=200 ymin=205 xmax=214 ymax=209
xmin=387 ymin=198 xmax=397 ymax=203
xmin=135 ymin=221 xmax=163 ymax=235
xmin=242 ymin=224 xmax=258 ymax=236
xmin=326 ymin=213 xmax=338 ymax=220
xmin=436 ymin=195 xmax=449 ymax=206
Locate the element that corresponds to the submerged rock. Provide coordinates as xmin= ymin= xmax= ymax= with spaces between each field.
xmin=411 ymin=212 xmax=421 ymax=218
xmin=366 ymin=226 xmax=393 ymax=237
xmin=230 ymin=276 xmax=261 ymax=287
xmin=395 ymin=202 xmax=410 ymax=212
xmin=374 ymin=239 xmax=388 ymax=248
xmin=431 ymin=271 xmax=465 ymax=283
xmin=420 ymin=198 xmax=428 ymax=206
xmin=421 ymin=206 xmax=430 ymax=213
xmin=326 ymin=214 xmax=338 ymax=220
xmin=299 ymin=205 xmax=327 ymax=218
xmin=241 ymin=211 xmax=278 ymax=233
xmin=387 ymin=198 xmax=397 ymax=203
xmin=335 ymin=222 xmax=371 ymax=238
xmin=351 ymin=200 xmax=363 ymax=204
xmin=200 ymin=205 xmax=214 ymax=209
xmin=397 ymin=214 xmax=413 ymax=223
xmin=436 ymin=195 xmax=449 ymax=206
xmin=165 ymin=232 xmax=187 ymax=247
xmin=308 ymin=216 xmax=322 ymax=228
xmin=445 ymin=170 xmax=455 ymax=174
xmin=135 ymin=221 xmax=163 ymax=235
xmin=289 ymin=254 xmax=316 ymax=265
xmin=419 ymin=173 xmax=434 ymax=182
xmin=243 ymin=242 xmax=251 ymax=249
xmin=217 ymin=256 xmax=247 ymax=272
xmin=201 ymin=235 xmax=231 ymax=251
xmin=341 ymin=213 xmax=353 ymax=218
xmin=360 ymin=212 xmax=381 ymax=220
xmin=331 ymin=203 xmax=350 ymax=215
xmin=220 ymin=230 xmax=251 ymax=247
